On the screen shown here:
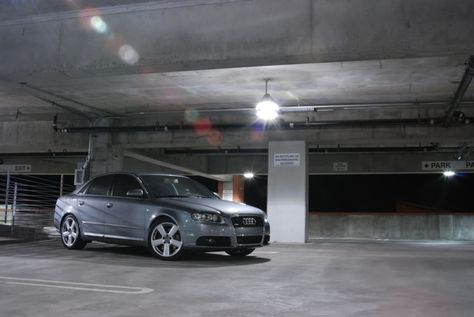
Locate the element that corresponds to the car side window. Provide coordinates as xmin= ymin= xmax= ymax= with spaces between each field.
xmin=112 ymin=174 xmax=144 ymax=198
xmin=85 ymin=175 xmax=113 ymax=196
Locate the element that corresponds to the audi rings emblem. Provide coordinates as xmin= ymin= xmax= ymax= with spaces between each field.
xmin=242 ymin=217 xmax=257 ymax=226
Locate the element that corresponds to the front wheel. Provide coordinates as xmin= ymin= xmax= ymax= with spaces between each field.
xmin=225 ymin=248 xmax=255 ymax=257
xmin=148 ymin=221 xmax=184 ymax=260
xmin=60 ymin=215 xmax=87 ymax=250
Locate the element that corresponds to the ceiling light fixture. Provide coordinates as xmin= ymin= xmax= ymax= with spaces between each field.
xmin=256 ymin=79 xmax=279 ymax=121
xmin=443 ymin=170 xmax=456 ymax=177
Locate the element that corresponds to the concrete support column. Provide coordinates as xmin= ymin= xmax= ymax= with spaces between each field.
xmin=221 ymin=181 xmax=233 ymax=201
xmin=232 ymin=175 xmax=244 ymax=203
xmin=267 ymin=141 xmax=308 ymax=243
xmin=89 ymin=119 xmax=123 ymax=177
xmin=217 ymin=181 xmax=224 ymax=198
xmin=218 ymin=177 xmax=244 ymax=202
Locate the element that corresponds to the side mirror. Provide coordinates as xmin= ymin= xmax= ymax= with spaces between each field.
xmin=126 ymin=189 xmax=144 ymax=197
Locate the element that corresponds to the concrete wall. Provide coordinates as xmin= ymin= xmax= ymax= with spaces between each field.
xmin=309 ymin=213 xmax=474 ymax=240
xmin=0 ymin=121 xmax=88 ymax=153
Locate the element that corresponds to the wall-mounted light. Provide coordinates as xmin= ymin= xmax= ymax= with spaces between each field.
xmin=256 ymin=79 xmax=279 ymax=121
xmin=243 ymin=172 xmax=255 ymax=179
xmin=443 ymin=170 xmax=456 ymax=177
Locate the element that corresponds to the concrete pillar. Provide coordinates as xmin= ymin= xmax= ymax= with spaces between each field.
xmin=221 ymin=182 xmax=233 ymax=201
xmin=217 ymin=181 xmax=224 ymax=198
xmin=232 ymin=175 xmax=244 ymax=203
xmin=89 ymin=119 xmax=124 ymax=177
xmin=267 ymin=141 xmax=308 ymax=243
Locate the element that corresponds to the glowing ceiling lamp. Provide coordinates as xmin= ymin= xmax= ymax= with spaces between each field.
xmin=443 ymin=170 xmax=456 ymax=177
xmin=256 ymin=79 xmax=279 ymax=121
xmin=243 ymin=172 xmax=255 ymax=179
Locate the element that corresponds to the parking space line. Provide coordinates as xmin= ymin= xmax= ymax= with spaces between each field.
xmin=0 ymin=276 xmax=154 ymax=294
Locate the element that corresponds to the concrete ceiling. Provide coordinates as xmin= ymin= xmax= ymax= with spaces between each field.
xmin=1 ymin=55 xmax=472 ymax=121
xmin=1 ymin=0 xmax=473 ymax=124
xmin=1 ymin=0 xmax=474 ymax=176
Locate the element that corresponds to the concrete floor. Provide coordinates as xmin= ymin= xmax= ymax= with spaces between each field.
xmin=1 ymin=239 xmax=473 ymax=317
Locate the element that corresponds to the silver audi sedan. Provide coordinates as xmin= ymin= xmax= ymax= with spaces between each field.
xmin=54 ymin=173 xmax=270 ymax=260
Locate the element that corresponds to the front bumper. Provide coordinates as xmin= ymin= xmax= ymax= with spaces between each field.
xmin=181 ymin=215 xmax=270 ymax=250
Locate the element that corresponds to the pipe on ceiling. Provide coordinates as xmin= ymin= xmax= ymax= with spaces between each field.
xmin=0 ymin=152 xmax=87 ymax=158
xmin=99 ymin=100 xmax=474 ymax=119
xmin=163 ymin=145 xmax=451 ymax=155
xmin=53 ymin=116 xmax=463 ymax=133
xmin=444 ymin=55 xmax=474 ymax=127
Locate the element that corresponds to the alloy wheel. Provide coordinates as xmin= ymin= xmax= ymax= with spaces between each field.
xmin=61 ymin=216 xmax=78 ymax=247
xmin=150 ymin=222 xmax=183 ymax=258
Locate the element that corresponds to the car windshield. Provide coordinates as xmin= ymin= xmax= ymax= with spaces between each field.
xmin=140 ymin=175 xmax=216 ymax=199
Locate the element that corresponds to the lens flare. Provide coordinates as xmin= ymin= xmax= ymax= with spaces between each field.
xmin=251 ymin=122 xmax=265 ymax=141
xmin=206 ymin=129 xmax=223 ymax=146
xmin=184 ymin=109 xmax=199 ymax=123
xmin=90 ymin=16 xmax=108 ymax=33
xmin=105 ymin=33 xmax=124 ymax=53
xmin=79 ymin=8 xmax=101 ymax=30
xmin=194 ymin=117 xmax=212 ymax=136
xmin=118 ymin=44 xmax=140 ymax=65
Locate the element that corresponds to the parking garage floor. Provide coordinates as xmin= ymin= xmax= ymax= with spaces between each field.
xmin=1 ymin=239 xmax=474 ymax=317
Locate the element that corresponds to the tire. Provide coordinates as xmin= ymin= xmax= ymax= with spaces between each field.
xmin=225 ymin=248 xmax=255 ymax=257
xmin=148 ymin=220 xmax=184 ymax=260
xmin=60 ymin=214 xmax=87 ymax=250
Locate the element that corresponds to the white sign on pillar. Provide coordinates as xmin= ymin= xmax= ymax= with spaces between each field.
xmin=274 ymin=153 xmax=301 ymax=167
xmin=267 ymin=141 xmax=308 ymax=243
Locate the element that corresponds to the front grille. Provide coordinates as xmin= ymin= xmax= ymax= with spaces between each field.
xmin=232 ymin=216 xmax=264 ymax=227
xmin=196 ymin=236 xmax=231 ymax=247
xmin=237 ymin=236 xmax=263 ymax=245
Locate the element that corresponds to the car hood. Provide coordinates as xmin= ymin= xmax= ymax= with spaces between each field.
xmin=153 ymin=197 xmax=264 ymax=216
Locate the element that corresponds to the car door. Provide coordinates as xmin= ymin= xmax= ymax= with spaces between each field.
xmin=104 ymin=174 xmax=147 ymax=242
xmin=76 ymin=174 xmax=114 ymax=237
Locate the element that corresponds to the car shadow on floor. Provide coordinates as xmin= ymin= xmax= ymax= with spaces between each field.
xmin=76 ymin=242 xmax=271 ymax=267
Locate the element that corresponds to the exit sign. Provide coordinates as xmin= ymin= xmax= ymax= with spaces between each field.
xmin=0 ymin=164 xmax=32 ymax=173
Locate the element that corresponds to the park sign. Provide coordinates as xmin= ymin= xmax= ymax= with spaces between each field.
xmin=421 ymin=161 xmax=474 ymax=171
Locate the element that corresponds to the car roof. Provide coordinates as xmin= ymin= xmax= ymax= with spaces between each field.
xmin=137 ymin=173 xmax=189 ymax=178
xmin=74 ymin=172 xmax=191 ymax=193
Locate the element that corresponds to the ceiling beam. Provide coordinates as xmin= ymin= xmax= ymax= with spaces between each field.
xmin=444 ymin=56 xmax=474 ymax=127
xmin=123 ymin=150 xmax=226 ymax=181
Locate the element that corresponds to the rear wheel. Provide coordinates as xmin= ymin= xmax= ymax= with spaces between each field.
xmin=225 ymin=248 xmax=255 ymax=257
xmin=60 ymin=215 xmax=87 ymax=250
xmin=148 ymin=220 xmax=184 ymax=260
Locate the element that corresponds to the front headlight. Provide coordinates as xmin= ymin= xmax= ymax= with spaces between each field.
xmin=191 ymin=212 xmax=223 ymax=224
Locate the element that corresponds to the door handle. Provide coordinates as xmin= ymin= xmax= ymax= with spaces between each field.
xmin=106 ymin=202 xmax=113 ymax=208
xmin=78 ymin=201 xmax=84 ymax=206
